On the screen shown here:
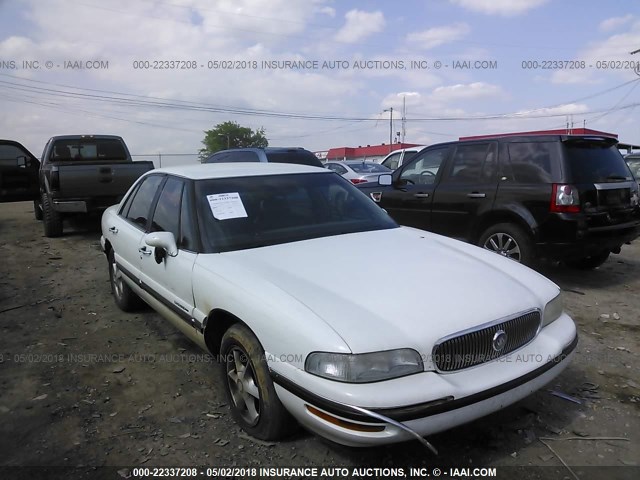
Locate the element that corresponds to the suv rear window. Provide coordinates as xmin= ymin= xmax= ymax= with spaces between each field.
xmin=266 ymin=151 xmax=323 ymax=167
xmin=563 ymin=140 xmax=633 ymax=184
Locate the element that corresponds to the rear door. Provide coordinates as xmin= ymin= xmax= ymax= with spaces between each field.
xmin=377 ymin=146 xmax=450 ymax=230
xmin=431 ymin=142 xmax=498 ymax=240
xmin=0 ymin=140 xmax=40 ymax=202
xmin=138 ymin=177 xmax=199 ymax=332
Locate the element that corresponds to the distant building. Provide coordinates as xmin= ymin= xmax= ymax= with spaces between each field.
xmin=322 ymin=143 xmax=420 ymax=163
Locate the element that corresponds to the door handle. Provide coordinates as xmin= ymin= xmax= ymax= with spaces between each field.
xmin=138 ymin=246 xmax=152 ymax=256
xmin=108 ymin=226 xmax=118 ymax=234
xmin=467 ymin=193 xmax=486 ymax=198
xmin=414 ymin=193 xmax=430 ymax=198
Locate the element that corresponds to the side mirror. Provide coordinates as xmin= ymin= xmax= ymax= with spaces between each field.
xmin=378 ymin=174 xmax=392 ymax=186
xmin=17 ymin=156 xmax=28 ymax=168
xmin=144 ymin=232 xmax=178 ymax=262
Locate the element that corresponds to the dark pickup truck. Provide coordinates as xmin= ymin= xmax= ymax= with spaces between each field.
xmin=357 ymin=135 xmax=640 ymax=268
xmin=38 ymin=135 xmax=154 ymax=237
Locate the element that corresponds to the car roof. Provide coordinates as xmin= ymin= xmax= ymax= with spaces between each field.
xmin=330 ymin=160 xmax=381 ymax=165
xmin=49 ymin=135 xmax=125 ymax=141
xmin=212 ymin=147 xmax=312 ymax=154
xmin=147 ymin=162 xmax=330 ymax=180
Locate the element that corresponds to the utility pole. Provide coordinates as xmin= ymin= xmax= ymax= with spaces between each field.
xmin=383 ymin=107 xmax=393 ymax=152
xmin=401 ymin=96 xmax=406 ymax=144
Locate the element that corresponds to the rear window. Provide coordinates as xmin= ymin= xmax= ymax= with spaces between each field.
xmin=265 ymin=150 xmax=323 ymax=167
xmin=563 ymin=141 xmax=633 ymax=184
xmin=347 ymin=163 xmax=390 ymax=174
xmin=51 ymin=138 xmax=128 ymax=161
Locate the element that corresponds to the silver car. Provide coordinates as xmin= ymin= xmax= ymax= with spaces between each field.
xmin=325 ymin=160 xmax=392 ymax=184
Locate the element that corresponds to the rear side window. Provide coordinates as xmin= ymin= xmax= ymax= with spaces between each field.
xmin=151 ymin=177 xmax=184 ymax=240
xmin=125 ymin=175 xmax=164 ymax=229
xmin=506 ymin=142 xmax=555 ymax=183
xmin=447 ymin=143 xmax=496 ymax=183
xmin=563 ymin=141 xmax=633 ymax=184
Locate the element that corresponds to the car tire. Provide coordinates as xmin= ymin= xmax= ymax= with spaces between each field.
xmin=565 ymin=251 xmax=610 ymax=269
xmin=34 ymin=199 xmax=43 ymax=221
xmin=220 ymin=324 xmax=295 ymax=440
xmin=108 ymin=250 xmax=143 ymax=312
xmin=42 ymin=193 xmax=63 ymax=237
xmin=479 ymin=223 xmax=535 ymax=266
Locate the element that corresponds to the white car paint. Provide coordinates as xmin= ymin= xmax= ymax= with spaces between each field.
xmin=101 ymin=163 xmax=577 ymax=447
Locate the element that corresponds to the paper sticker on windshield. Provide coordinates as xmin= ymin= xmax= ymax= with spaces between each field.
xmin=206 ymin=192 xmax=248 ymax=220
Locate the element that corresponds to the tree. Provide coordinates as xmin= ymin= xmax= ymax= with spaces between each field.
xmin=198 ymin=121 xmax=268 ymax=161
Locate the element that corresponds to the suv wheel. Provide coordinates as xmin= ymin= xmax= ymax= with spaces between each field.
xmin=565 ymin=251 xmax=610 ymax=270
xmin=479 ymin=223 xmax=534 ymax=266
xmin=42 ymin=193 xmax=63 ymax=237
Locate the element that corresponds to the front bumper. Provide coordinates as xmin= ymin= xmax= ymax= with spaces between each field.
xmin=271 ymin=314 xmax=577 ymax=447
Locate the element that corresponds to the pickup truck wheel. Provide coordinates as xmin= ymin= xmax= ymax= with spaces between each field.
xmin=221 ymin=324 xmax=295 ymax=440
xmin=565 ymin=251 xmax=610 ymax=269
xmin=34 ymin=199 xmax=43 ymax=221
xmin=479 ymin=223 xmax=534 ymax=266
xmin=108 ymin=250 xmax=143 ymax=311
xmin=42 ymin=193 xmax=63 ymax=237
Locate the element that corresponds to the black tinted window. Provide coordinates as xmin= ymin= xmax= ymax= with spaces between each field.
xmin=448 ymin=144 xmax=494 ymax=183
xmin=151 ymin=177 xmax=184 ymax=239
xmin=0 ymin=144 xmax=31 ymax=167
xmin=507 ymin=142 xmax=554 ymax=183
xmin=51 ymin=138 xmax=128 ymax=161
xmin=266 ymin=151 xmax=323 ymax=167
xmin=563 ymin=140 xmax=633 ymax=183
xmin=125 ymin=175 xmax=164 ymax=229
xmin=180 ymin=185 xmax=196 ymax=251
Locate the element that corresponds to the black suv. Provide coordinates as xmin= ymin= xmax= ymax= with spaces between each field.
xmin=204 ymin=147 xmax=323 ymax=167
xmin=357 ymin=135 xmax=640 ymax=268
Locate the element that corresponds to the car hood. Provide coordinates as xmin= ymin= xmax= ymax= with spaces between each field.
xmin=198 ymin=227 xmax=558 ymax=355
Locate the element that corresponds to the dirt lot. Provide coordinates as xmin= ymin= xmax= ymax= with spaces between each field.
xmin=0 ymin=201 xmax=638 ymax=479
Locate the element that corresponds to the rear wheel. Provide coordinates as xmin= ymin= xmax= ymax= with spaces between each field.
xmin=34 ymin=199 xmax=43 ymax=220
xmin=479 ymin=223 xmax=535 ymax=266
xmin=565 ymin=251 xmax=610 ymax=269
xmin=221 ymin=324 xmax=295 ymax=440
xmin=42 ymin=193 xmax=63 ymax=237
xmin=108 ymin=250 xmax=143 ymax=311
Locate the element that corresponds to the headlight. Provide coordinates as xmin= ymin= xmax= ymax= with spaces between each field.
xmin=543 ymin=292 xmax=563 ymax=327
xmin=305 ymin=349 xmax=423 ymax=383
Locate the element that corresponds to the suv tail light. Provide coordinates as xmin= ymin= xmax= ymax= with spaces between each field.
xmin=550 ymin=184 xmax=580 ymax=213
xmin=350 ymin=178 xmax=368 ymax=184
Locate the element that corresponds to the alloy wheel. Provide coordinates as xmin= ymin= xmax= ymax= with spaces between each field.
xmin=483 ymin=232 xmax=521 ymax=262
xmin=226 ymin=346 xmax=261 ymax=426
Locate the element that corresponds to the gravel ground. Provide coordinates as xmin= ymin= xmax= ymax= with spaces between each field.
xmin=0 ymin=201 xmax=638 ymax=480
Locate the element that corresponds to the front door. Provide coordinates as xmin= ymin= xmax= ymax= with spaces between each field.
xmin=0 ymin=140 xmax=40 ymax=202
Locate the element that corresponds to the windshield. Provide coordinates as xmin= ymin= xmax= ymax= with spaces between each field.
xmin=50 ymin=139 xmax=128 ymax=161
xmin=195 ymin=172 xmax=398 ymax=253
xmin=348 ymin=163 xmax=391 ymax=174
xmin=563 ymin=140 xmax=633 ymax=183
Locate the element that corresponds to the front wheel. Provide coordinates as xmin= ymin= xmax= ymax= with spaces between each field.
xmin=220 ymin=324 xmax=295 ymax=440
xmin=478 ymin=223 xmax=535 ymax=266
xmin=565 ymin=251 xmax=610 ymax=269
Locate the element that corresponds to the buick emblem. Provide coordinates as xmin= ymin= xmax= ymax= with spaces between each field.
xmin=492 ymin=330 xmax=507 ymax=352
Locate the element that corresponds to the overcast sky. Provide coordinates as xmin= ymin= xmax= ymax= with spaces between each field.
xmin=1 ymin=0 xmax=639 ymax=165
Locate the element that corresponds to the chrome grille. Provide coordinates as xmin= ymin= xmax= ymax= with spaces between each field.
xmin=433 ymin=310 xmax=541 ymax=372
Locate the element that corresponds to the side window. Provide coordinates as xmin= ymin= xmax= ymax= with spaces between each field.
xmin=125 ymin=175 xmax=164 ymax=229
xmin=382 ymin=152 xmax=402 ymax=170
xmin=400 ymin=148 xmax=448 ymax=185
xmin=150 ymin=177 xmax=184 ymax=240
xmin=0 ymin=144 xmax=30 ymax=167
xmin=507 ymin=142 xmax=554 ymax=183
xmin=179 ymin=186 xmax=196 ymax=251
xmin=447 ymin=144 xmax=492 ymax=184
xmin=227 ymin=151 xmax=260 ymax=162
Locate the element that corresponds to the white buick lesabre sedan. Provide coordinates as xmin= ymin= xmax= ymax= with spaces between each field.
xmin=100 ymin=163 xmax=577 ymax=448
